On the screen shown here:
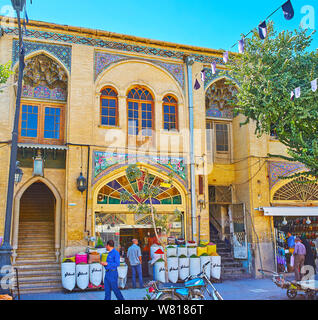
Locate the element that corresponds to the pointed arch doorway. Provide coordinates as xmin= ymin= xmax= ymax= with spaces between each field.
xmin=12 ymin=178 xmax=62 ymax=265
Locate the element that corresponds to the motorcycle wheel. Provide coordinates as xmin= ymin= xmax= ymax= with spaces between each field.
xmin=286 ymin=289 xmax=297 ymax=299
xmin=158 ymin=293 xmax=182 ymax=300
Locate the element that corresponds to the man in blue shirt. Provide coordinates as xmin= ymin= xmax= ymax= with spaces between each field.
xmin=127 ymin=239 xmax=144 ymax=289
xmin=101 ymin=240 xmax=125 ymax=300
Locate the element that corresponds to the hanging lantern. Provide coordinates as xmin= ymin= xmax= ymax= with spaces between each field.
xmin=77 ymin=172 xmax=87 ymax=193
xmin=282 ymin=217 xmax=288 ymax=226
xmin=306 ymin=217 xmax=312 ymax=225
xmin=33 ymin=150 xmax=44 ymax=177
xmin=14 ymin=161 xmax=23 ymax=184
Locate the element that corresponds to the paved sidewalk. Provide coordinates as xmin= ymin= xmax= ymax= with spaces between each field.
xmin=19 ymin=275 xmax=318 ymax=301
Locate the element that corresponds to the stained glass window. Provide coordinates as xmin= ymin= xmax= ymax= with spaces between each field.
xmin=97 ymin=171 xmax=182 ymax=205
xmin=101 ymin=87 xmax=118 ymax=127
xmin=163 ymin=95 xmax=178 ymax=131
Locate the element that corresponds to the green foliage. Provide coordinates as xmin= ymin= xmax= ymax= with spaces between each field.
xmin=0 ymin=62 xmax=12 ymax=90
xmin=223 ymin=21 xmax=318 ymax=179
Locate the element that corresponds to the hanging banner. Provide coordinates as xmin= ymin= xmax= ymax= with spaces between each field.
xmin=311 ymin=79 xmax=317 ymax=92
xmin=223 ymin=51 xmax=229 ymax=64
xmin=238 ymin=38 xmax=245 ymax=54
xmin=258 ymin=21 xmax=267 ymax=40
xmin=282 ymin=0 xmax=294 ymax=20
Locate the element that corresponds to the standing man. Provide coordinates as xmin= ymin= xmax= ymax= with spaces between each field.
xmin=293 ymin=237 xmax=306 ymax=282
xmin=127 ymin=239 xmax=144 ymax=289
xmin=101 ymin=240 xmax=125 ymax=301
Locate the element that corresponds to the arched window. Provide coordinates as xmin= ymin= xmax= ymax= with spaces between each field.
xmin=127 ymin=86 xmax=154 ymax=137
xmin=163 ymin=95 xmax=178 ymax=131
xmin=100 ymin=87 xmax=118 ymax=127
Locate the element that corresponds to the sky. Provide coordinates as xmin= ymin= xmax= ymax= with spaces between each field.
xmin=0 ymin=0 xmax=317 ymax=52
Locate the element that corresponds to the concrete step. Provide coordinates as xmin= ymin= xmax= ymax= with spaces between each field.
xmin=16 ymin=253 xmax=56 ymax=260
xmin=14 ymin=264 xmax=60 ymax=271
xmin=15 ymin=257 xmax=57 ymax=264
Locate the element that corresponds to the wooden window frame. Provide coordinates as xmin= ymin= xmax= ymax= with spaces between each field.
xmin=163 ymin=95 xmax=179 ymax=132
xmin=127 ymin=86 xmax=155 ymax=144
xmin=18 ymin=100 xmax=65 ymax=146
xmin=100 ymin=87 xmax=119 ymax=127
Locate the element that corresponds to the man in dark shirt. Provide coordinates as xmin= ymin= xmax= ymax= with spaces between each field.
xmin=101 ymin=240 xmax=125 ymax=300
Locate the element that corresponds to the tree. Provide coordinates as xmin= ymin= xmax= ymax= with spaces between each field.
xmin=223 ymin=22 xmax=318 ymax=180
xmin=120 ymin=164 xmax=178 ymax=245
xmin=0 ymin=62 xmax=12 ymax=91
xmin=120 ymin=164 xmax=180 ymax=281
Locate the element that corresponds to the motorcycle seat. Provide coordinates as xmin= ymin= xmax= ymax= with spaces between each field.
xmin=158 ymin=283 xmax=185 ymax=290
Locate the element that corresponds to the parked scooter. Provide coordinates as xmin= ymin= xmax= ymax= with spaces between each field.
xmin=145 ymin=262 xmax=223 ymax=300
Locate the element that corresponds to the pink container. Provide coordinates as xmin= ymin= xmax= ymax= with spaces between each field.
xmin=75 ymin=253 xmax=88 ymax=265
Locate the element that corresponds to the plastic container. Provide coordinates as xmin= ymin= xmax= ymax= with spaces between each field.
xmin=197 ymin=246 xmax=208 ymax=257
xmin=178 ymin=256 xmax=190 ymax=281
xmin=76 ymin=264 xmax=89 ymax=290
xmin=101 ymin=253 xmax=108 ymax=263
xmin=89 ymin=263 xmax=103 ymax=286
xmin=211 ymin=255 xmax=221 ymax=280
xmin=154 ymin=260 xmax=166 ymax=283
xmin=118 ymin=264 xmax=128 ymax=289
xmin=207 ymin=243 xmax=217 ymax=256
xmin=177 ymin=246 xmax=187 ymax=257
xmin=75 ymin=253 xmax=88 ymax=265
xmin=187 ymin=246 xmax=197 ymax=257
xmin=88 ymin=252 xmax=100 ymax=264
xmin=200 ymin=255 xmax=211 ymax=279
xmin=166 ymin=246 xmax=177 ymax=257
xmin=61 ymin=262 xmax=76 ymax=291
xmin=167 ymin=256 xmax=178 ymax=283
xmin=189 ymin=256 xmax=201 ymax=277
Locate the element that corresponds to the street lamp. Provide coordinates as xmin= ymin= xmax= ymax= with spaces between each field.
xmin=0 ymin=0 xmax=26 ymax=294
xmin=11 ymin=0 xmax=26 ymax=12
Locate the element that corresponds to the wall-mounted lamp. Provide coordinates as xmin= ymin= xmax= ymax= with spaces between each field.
xmin=77 ymin=172 xmax=88 ymax=193
xmin=14 ymin=161 xmax=23 ymax=185
xmin=33 ymin=150 xmax=44 ymax=177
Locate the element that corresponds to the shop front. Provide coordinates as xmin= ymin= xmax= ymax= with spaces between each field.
xmin=263 ymin=207 xmax=318 ymax=273
xmin=92 ymin=164 xmax=188 ymax=277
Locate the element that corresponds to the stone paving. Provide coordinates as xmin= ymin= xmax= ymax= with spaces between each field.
xmin=19 ymin=275 xmax=318 ymax=301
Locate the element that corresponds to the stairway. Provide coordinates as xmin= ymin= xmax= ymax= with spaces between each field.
xmin=12 ymin=182 xmax=62 ymax=295
xmin=210 ymin=224 xmax=251 ymax=281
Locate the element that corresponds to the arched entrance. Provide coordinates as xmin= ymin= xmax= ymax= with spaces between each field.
xmin=16 ymin=182 xmax=56 ymax=264
xmin=93 ymin=165 xmax=187 ymax=277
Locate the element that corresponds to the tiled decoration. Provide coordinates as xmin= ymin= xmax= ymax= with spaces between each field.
xmin=12 ymin=39 xmax=72 ymax=73
xmin=5 ymin=27 xmax=222 ymax=64
xmin=94 ymin=51 xmax=185 ymax=90
xmin=93 ymin=151 xmax=187 ymax=188
xmin=204 ymin=68 xmax=239 ymax=90
xmin=268 ymin=161 xmax=309 ymax=190
xmin=15 ymin=53 xmax=68 ymax=102
xmin=205 ymin=78 xmax=238 ymax=119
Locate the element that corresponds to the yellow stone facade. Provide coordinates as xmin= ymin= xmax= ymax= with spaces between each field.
xmin=1 ymin=17 xmax=316 ymax=277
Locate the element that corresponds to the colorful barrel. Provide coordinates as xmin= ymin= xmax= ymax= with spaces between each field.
xmin=177 ymin=246 xmax=187 ymax=257
xmin=61 ymin=262 xmax=76 ymax=291
xmin=189 ymin=257 xmax=201 ymax=277
xmin=178 ymin=257 xmax=190 ymax=280
xmin=187 ymin=246 xmax=197 ymax=257
xmin=89 ymin=263 xmax=103 ymax=286
xmin=167 ymin=257 xmax=179 ymax=283
xmin=75 ymin=253 xmax=88 ymax=265
xmin=211 ymin=255 xmax=221 ymax=280
xmin=197 ymin=246 xmax=208 ymax=257
xmin=200 ymin=256 xmax=211 ymax=279
xmin=76 ymin=264 xmax=89 ymax=290
xmin=154 ymin=260 xmax=166 ymax=283
xmin=166 ymin=246 xmax=177 ymax=257
xmin=207 ymin=243 xmax=217 ymax=256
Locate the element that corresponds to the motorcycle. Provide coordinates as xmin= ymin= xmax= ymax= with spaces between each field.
xmin=145 ymin=262 xmax=223 ymax=300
